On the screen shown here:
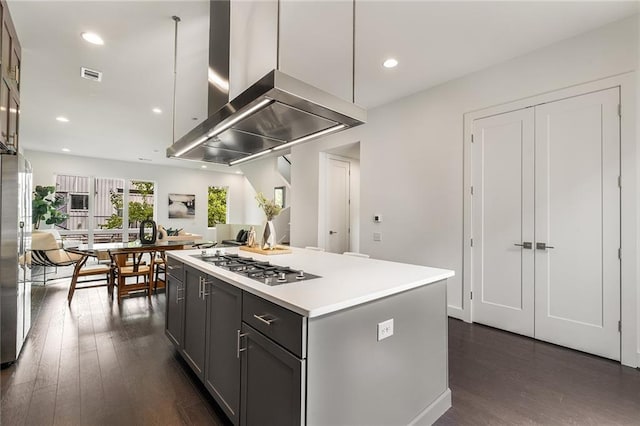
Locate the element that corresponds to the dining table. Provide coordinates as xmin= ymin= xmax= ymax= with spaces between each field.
xmin=65 ymin=240 xmax=190 ymax=293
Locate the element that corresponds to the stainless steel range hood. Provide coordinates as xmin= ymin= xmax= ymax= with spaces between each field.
xmin=167 ymin=69 xmax=366 ymax=165
xmin=166 ymin=1 xmax=366 ymax=166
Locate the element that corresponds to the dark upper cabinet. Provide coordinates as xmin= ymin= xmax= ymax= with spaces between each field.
xmin=0 ymin=0 xmax=20 ymax=153
xmin=182 ymin=265 xmax=207 ymax=380
xmin=204 ymin=276 xmax=242 ymax=424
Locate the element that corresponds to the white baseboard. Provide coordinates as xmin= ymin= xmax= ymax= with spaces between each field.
xmin=409 ymin=388 xmax=452 ymax=426
xmin=447 ymin=305 xmax=464 ymax=320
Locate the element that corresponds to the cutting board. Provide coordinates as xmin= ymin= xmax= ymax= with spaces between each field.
xmin=239 ymin=245 xmax=292 ymax=255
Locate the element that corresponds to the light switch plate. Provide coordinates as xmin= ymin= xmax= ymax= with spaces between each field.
xmin=377 ymin=319 xmax=394 ymax=341
xmin=373 ymin=232 xmax=382 ymax=242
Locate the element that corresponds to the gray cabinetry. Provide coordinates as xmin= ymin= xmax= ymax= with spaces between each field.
xmin=165 ymin=257 xmax=185 ymax=348
xmin=182 ymin=265 xmax=207 ymax=379
xmin=165 ymin=275 xmax=184 ymax=347
xmin=204 ymin=275 xmax=242 ymax=424
xmin=240 ymin=323 xmax=304 ymax=426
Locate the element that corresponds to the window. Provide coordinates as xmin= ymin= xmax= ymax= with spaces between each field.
xmin=70 ymin=194 xmax=89 ymax=210
xmin=208 ymin=186 xmax=228 ymax=227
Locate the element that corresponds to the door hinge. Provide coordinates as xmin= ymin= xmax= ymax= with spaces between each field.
xmin=470 ymin=238 xmax=473 ymax=247
xmin=618 ymin=104 xmax=622 ymax=117
xmin=618 ymin=320 xmax=621 ymax=332
xmin=618 ymin=176 xmax=621 ymax=189
xmin=471 ymin=134 xmax=474 ymax=143
xmin=618 ymin=248 xmax=621 ymax=260
xmin=470 ymin=291 xmax=473 ymax=300
xmin=470 ymin=186 xmax=474 ymax=195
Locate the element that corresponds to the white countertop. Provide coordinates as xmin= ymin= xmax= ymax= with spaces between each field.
xmin=168 ymin=247 xmax=454 ymax=318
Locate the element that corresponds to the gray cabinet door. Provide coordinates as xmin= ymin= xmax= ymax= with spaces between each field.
xmin=240 ymin=323 xmax=304 ymax=426
xmin=165 ymin=274 xmax=184 ymax=348
xmin=204 ymin=277 xmax=242 ymax=424
xmin=182 ymin=265 xmax=207 ymax=380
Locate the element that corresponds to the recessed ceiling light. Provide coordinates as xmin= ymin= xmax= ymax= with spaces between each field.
xmin=152 ymin=108 xmax=162 ymax=114
xmin=61 ymin=148 xmax=70 ymax=152
xmin=201 ymin=165 xmax=207 ymax=169
xmin=235 ymin=170 xmax=242 ymax=174
xmin=56 ymin=116 xmax=69 ymax=123
xmin=81 ymin=32 xmax=104 ymax=45
xmin=383 ymin=58 xmax=398 ymax=69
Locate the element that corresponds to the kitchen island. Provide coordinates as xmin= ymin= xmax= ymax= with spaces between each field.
xmin=166 ymin=247 xmax=454 ymax=425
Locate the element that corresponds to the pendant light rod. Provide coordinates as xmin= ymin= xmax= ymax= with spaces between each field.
xmin=276 ymin=0 xmax=281 ymax=70
xmin=171 ymin=15 xmax=181 ymax=144
xmin=352 ymin=0 xmax=356 ymax=104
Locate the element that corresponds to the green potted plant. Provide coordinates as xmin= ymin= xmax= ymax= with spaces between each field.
xmin=32 ymin=185 xmax=68 ymax=229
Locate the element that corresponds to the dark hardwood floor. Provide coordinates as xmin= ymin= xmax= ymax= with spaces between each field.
xmin=437 ymin=319 xmax=640 ymax=425
xmin=2 ymin=280 xmax=639 ymax=425
xmin=1 ymin=281 xmax=229 ymax=426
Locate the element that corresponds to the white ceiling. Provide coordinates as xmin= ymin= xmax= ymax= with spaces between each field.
xmin=8 ymin=0 xmax=638 ymax=171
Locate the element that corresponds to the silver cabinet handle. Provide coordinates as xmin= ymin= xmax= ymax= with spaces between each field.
xmin=198 ymin=277 xmax=203 ymax=299
xmin=253 ymin=314 xmax=275 ymax=325
xmin=514 ymin=242 xmax=532 ymax=249
xmin=536 ymin=242 xmax=555 ymax=250
xmin=176 ymin=285 xmax=184 ymax=303
xmin=236 ymin=329 xmax=248 ymax=359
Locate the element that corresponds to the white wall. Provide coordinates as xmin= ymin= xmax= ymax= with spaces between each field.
xmin=25 ymin=150 xmax=250 ymax=239
xmin=240 ymin=156 xmax=290 ymax=223
xmin=291 ymin=16 xmax=638 ymax=361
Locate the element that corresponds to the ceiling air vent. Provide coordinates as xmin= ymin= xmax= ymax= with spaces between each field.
xmin=80 ymin=67 xmax=102 ymax=82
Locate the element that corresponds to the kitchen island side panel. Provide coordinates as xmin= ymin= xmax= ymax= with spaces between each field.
xmin=306 ymin=280 xmax=449 ymax=425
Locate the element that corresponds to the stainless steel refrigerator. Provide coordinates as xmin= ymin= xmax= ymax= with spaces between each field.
xmin=1 ymin=153 xmax=32 ymax=366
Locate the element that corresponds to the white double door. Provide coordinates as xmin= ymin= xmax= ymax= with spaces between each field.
xmin=472 ymin=88 xmax=620 ymax=360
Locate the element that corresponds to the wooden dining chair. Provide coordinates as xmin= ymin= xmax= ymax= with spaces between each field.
xmin=67 ymin=256 xmax=114 ymax=304
xmin=153 ymin=251 xmax=167 ymax=293
xmin=109 ymin=249 xmax=156 ymax=303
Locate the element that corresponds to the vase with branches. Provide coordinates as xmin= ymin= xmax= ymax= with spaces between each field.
xmin=255 ymin=192 xmax=282 ymax=249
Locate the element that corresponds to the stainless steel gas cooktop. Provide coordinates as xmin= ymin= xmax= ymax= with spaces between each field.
xmin=191 ymin=252 xmax=320 ymax=286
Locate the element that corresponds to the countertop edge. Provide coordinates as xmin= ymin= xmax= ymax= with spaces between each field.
xmin=169 ymin=250 xmax=454 ymax=318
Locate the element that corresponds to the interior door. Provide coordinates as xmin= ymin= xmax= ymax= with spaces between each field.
xmin=534 ymin=87 xmax=620 ymax=360
xmin=326 ymin=157 xmax=350 ymax=253
xmin=472 ymin=108 xmax=535 ymax=337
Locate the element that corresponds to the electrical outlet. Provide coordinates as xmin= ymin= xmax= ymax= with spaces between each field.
xmin=377 ymin=319 xmax=394 ymax=341
xmin=373 ymin=232 xmax=382 ymax=242
xmin=374 ymin=215 xmax=382 ymax=223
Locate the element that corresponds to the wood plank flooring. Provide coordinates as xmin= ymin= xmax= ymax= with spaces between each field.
xmin=1 ymin=281 xmax=229 ymax=426
xmin=2 ymin=280 xmax=639 ymax=425
xmin=437 ymin=319 xmax=640 ymax=425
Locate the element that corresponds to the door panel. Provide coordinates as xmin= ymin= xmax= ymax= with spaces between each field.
xmin=205 ymin=277 xmax=242 ymax=424
xmin=534 ymin=88 xmax=620 ymax=360
xmin=182 ymin=266 xmax=207 ymax=379
xmin=472 ymin=108 xmax=535 ymax=336
xmin=326 ymin=158 xmax=350 ymax=253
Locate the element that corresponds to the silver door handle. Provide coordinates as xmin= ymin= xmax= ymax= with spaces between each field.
xmin=253 ymin=314 xmax=275 ymax=325
xmin=329 ymin=230 xmax=338 ymax=235
xmin=514 ymin=242 xmax=532 ymax=249
xmin=536 ymin=242 xmax=555 ymax=250
xmin=236 ymin=330 xmax=248 ymax=359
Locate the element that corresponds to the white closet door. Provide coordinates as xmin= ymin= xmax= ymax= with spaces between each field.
xmin=534 ymin=88 xmax=620 ymax=360
xmin=472 ymin=108 xmax=535 ymax=337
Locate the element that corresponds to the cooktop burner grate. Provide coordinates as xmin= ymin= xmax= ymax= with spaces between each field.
xmin=191 ymin=253 xmax=320 ymax=286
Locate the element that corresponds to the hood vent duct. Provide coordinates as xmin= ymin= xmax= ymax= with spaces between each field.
xmin=167 ymin=0 xmax=366 ymax=166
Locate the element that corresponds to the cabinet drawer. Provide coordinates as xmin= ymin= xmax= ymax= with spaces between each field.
xmin=242 ymin=292 xmax=304 ymax=358
xmin=166 ymin=257 xmax=184 ymax=281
